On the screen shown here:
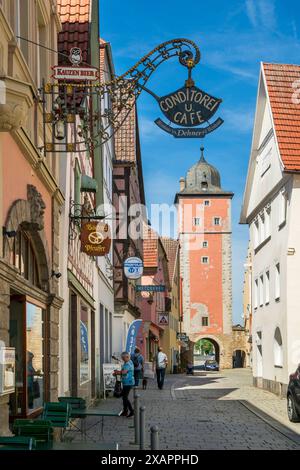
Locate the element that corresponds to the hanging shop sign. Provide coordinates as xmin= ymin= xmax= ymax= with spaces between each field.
xmin=158 ymin=313 xmax=169 ymax=326
xmin=135 ymin=285 xmax=166 ymax=293
xmin=124 ymin=257 xmax=144 ymax=280
xmin=80 ymin=221 xmax=111 ymax=256
xmin=52 ymin=46 xmax=99 ymax=81
xmin=153 ymin=84 xmax=224 ymax=138
xmin=0 ymin=347 xmax=15 ymax=396
xmin=52 ymin=65 xmax=99 ymax=81
xmin=141 ymin=47 xmax=223 ymax=139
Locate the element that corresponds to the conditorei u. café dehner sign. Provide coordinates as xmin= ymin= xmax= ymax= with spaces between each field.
xmin=154 ymin=84 xmax=224 ymax=138
xmin=80 ymin=222 xmax=111 ymax=256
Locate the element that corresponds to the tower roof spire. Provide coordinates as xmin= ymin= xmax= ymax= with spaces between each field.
xmin=200 ymin=146 xmax=205 ymax=162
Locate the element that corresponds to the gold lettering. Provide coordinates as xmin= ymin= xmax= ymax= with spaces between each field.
xmin=174 ymin=112 xmax=181 ymax=123
xmin=180 ymin=113 xmax=188 ymax=125
xmin=160 ymin=100 xmax=169 ymax=112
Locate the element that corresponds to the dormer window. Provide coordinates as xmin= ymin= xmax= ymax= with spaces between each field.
xmin=201 ymin=181 xmax=208 ymax=190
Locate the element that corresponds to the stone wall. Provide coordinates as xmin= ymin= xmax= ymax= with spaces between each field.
xmin=222 ymin=233 xmax=233 ymax=335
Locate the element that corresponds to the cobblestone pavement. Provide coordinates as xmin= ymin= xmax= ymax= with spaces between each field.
xmin=68 ymin=369 xmax=300 ymax=450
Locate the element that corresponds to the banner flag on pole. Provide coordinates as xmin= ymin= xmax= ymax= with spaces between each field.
xmin=125 ymin=319 xmax=143 ymax=356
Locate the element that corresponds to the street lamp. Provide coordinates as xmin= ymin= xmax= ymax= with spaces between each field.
xmin=54 ymin=118 xmax=65 ymax=140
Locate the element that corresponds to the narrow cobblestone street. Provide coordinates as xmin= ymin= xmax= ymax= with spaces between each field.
xmin=70 ymin=369 xmax=300 ymax=450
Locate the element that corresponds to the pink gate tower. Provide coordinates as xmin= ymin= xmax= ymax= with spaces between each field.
xmin=175 ymin=147 xmax=234 ymax=369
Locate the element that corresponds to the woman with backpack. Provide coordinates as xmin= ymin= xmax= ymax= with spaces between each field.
xmin=131 ymin=347 xmax=144 ymax=387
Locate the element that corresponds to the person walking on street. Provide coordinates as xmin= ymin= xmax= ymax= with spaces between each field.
xmin=119 ymin=352 xmax=135 ymax=417
xmin=131 ymin=347 xmax=144 ymax=387
xmin=154 ymin=347 xmax=168 ymax=390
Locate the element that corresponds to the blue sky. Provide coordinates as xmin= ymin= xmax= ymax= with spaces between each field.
xmin=101 ymin=0 xmax=300 ymax=322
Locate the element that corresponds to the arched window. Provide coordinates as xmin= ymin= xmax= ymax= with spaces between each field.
xmin=274 ymin=327 xmax=283 ymax=367
xmin=9 ymin=230 xmax=41 ymax=288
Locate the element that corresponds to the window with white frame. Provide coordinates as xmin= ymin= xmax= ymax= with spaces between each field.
xmin=275 ymin=263 xmax=280 ymax=300
xmin=259 ymin=212 xmax=265 ymax=243
xmin=261 ymin=147 xmax=272 ymax=176
xmin=259 ymin=275 xmax=264 ymax=306
xmin=204 ymin=200 xmax=210 ymax=206
xmin=265 ymin=270 xmax=270 ymax=305
xmin=202 ymin=317 xmax=208 ymax=327
xmin=201 ymin=256 xmax=209 ymax=264
xmin=214 ymin=217 xmax=221 ymax=226
xmin=265 ymin=205 xmax=271 ymax=238
xmin=254 ymin=219 xmax=259 ymax=248
xmin=274 ymin=327 xmax=283 ymax=367
xmin=193 ymin=217 xmax=201 ymax=226
xmin=202 ymin=241 xmax=208 ymax=248
xmin=254 ymin=278 xmax=258 ymax=309
xmin=279 ymin=189 xmax=287 ymax=227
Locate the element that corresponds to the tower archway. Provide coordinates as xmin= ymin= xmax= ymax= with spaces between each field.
xmin=193 ymin=336 xmax=221 ymax=365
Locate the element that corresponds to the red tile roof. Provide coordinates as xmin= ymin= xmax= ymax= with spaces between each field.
xmin=57 ymin=0 xmax=90 ymax=23
xmin=143 ymin=226 xmax=158 ymax=269
xmin=161 ymin=237 xmax=179 ymax=284
xmin=114 ymin=101 xmax=137 ymax=163
xmin=57 ymin=0 xmax=91 ymax=65
xmin=263 ymin=62 xmax=300 ymax=171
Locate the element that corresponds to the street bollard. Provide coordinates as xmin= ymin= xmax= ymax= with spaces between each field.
xmin=134 ymin=393 xmax=140 ymax=445
xmin=139 ymin=406 xmax=146 ymax=450
xmin=150 ymin=425 xmax=159 ymax=450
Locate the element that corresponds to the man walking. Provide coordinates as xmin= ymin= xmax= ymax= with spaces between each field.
xmin=131 ymin=347 xmax=144 ymax=387
xmin=154 ymin=347 xmax=168 ymax=390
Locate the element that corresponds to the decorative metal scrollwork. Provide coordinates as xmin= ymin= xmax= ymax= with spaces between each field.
xmin=68 ymin=199 xmax=106 ymax=241
xmin=41 ymin=38 xmax=200 ymax=153
xmin=101 ymin=38 xmax=200 ymax=143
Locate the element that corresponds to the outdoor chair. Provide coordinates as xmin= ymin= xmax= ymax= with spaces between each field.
xmin=0 ymin=436 xmax=36 ymax=450
xmin=13 ymin=419 xmax=53 ymax=450
xmin=42 ymin=402 xmax=71 ymax=440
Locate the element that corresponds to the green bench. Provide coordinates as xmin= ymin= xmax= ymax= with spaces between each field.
xmin=0 ymin=436 xmax=36 ymax=451
xmin=13 ymin=419 xmax=53 ymax=450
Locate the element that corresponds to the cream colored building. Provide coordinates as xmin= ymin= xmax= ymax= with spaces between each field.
xmin=241 ymin=62 xmax=300 ymax=395
xmin=242 ymin=245 xmax=252 ymax=368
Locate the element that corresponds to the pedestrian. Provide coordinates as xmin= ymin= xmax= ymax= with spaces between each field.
xmin=131 ymin=347 xmax=144 ymax=387
xmin=119 ymin=352 xmax=135 ymax=417
xmin=153 ymin=347 xmax=168 ymax=390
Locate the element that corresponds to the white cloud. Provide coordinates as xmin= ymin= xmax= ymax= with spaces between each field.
xmin=138 ymin=116 xmax=162 ymax=141
xmin=245 ymin=0 xmax=258 ymax=27
xmin=245 ymin=0 xmax=277 ymax=31
xmin=222 ymin=107 xmax=255 ymax=133
xmin=258 ymin=0 xmax=277 ymax=30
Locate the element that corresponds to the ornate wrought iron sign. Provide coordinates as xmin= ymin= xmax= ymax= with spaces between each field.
xmin=154 ymin=84 xmax=224 ymax=138
xmin=143 ymin=58 xmax=224 ymax=138
xmin=41 ymin=38 xmax=220 ymax=155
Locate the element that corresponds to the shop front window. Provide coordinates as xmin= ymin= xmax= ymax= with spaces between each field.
xmin=26 ymin=303 xmax=44 ymax=412
xmin=9 ymin=298 xmax=45 ymax=417
xmin=80 ymin=304 xmax=90 ymax=384
xmin=9 ymin=230 xmax=41 ymax=288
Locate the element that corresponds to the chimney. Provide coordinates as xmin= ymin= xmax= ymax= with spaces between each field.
xmin=179 ymin=177 xmax=185 ymax=191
